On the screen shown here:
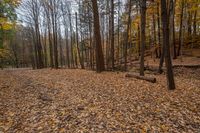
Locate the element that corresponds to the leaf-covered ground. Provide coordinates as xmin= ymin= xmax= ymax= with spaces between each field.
xmin=0 ymin=68 xmax=200 ymax=132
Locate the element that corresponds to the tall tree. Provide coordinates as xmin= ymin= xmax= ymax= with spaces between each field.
xmin=140 ymin=0 xmax=147 ymax=76
xmin=110 ymin=0 xmax=115 ymax=69
xmin=29 ymin=0 xmax=44 ymax=69
xmin=152 ymin=7 xmax=158 ymax=58
xmin=169 ymin=0 xmax=177 ymax=59
xmin=91 ymin=0 xmax=105 ymax=72
xmin=43 ymin=1 xmax=54 ymax=68
xmin=124 ymin=0 xmax=132 ymax=71
xmin=50 ymin=0 xmax=58 ymax=69
xmin=156 ymin=1 xmax=161 ymax=58
xmin=75 ymin=12 xmax=84 ymax=69
xmin=177 ymin=0 xmax=185 ymax=56
xmin=160 ymin=0 xmax=176 ymax=90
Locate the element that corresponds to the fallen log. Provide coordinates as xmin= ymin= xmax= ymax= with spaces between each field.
xmin=125 ymin=73 xmax=156 ymax=83
xmin=144 ymin=66 xmax=159 ymax=72
xmin=173 ymin=64 xmax=200 ymax=68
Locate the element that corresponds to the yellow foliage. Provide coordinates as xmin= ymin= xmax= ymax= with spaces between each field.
xmin=0 ymin=48 xmax=11 ymax=59
xmin=4 ymin=0 xmax=21 ymax=6
xmin=0 ymin=0 xmax=21 ymax=30
xmin=1 ymin=22 xmax=13 ymax=30
xmin=0 ymin=18 xmax=8 ymax=23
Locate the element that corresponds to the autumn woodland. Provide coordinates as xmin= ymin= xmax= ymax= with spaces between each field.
xmin=0 ymin=0 xmax=200 ymax=132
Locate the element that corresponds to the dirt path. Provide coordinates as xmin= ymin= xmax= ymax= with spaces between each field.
xmin=0 ymin=69 xmax=200 ymax=132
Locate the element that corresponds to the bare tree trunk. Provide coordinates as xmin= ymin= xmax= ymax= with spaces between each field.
xmin=43 ymin=1 xmax=54 ymax=68
xmin=137 ymin=25 xmax=140 ymax=57
xmin=88 ymin=15 xmax=93 ymax=70
xmin=117 ymin=0 xmax=121 ymax=66
xmin=91 ymin=0 xmax=105 ymax=72
xmin=65 ymin=28 xmax=70 ymax=68
xmin=193 ymin=6 xmax=197 ymax=36
xmin=101 ymin=13 xmax=105 ymax=60
xmin=50 ymin=0 xmax=58 ymax=69
xmin=158 ymin=0 xmax=166 ymax=73
xmin=58 ymin=25 xmax=63 ymax=68
xmin=140 ymin=0 xmax=146 ymax=76
xmin=160 ymin=0 xmax=176 ymax=90
xmin=32 ymin=0 xmax=44 ymax=69
xmin=124 ymin=0 xmax=132 ymax=71
xmin=106 ymin=0 xmax=110 ymax=69
xmin=187 ymin=15 xmax=192 ymax=37
xmin=35 ymin=20 xmax=44 ymax=69
xmin=157 ymin=1 xmax=161 ymax=58
xmin=178 ymin=0 xmax=184 ymax=56
xmin=31 ymin=25 xmax=39 ymax=68
xmin=37 ymin=28 xmax=44 ymax=68
xmin=75 ymin=12 xmax=84 ymax=69
xmin=111 ymin=0 xmax=115 ymax=70
xmin=152 ymin=12 xmax=158 ymax=58
xmin=10 ymin=37 xmax=19 ymax=68
xmin=69 ymin=13 xmax=74 ymax=68
xmin=29 ymin=42 xmax=36 ymax=69
xmin=43 ymin=29 xmax=48 ymax=67
xmin=48 ymin=17 xmax=54 ymax=68
xmin=169 ymin=0 xmax=177 ymax=59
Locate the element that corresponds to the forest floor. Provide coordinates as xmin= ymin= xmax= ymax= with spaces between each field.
xmin=147 ymin=56 xmax=200 ymax=67
xmin=0 ymin=66 xmax=200 ymax=132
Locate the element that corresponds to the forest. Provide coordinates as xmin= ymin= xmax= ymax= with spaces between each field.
xmin=0 ymin=0 xmax=200 ymax=132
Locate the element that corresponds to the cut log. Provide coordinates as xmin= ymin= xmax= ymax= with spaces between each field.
xmin=144 ymin=66 xmax=159 ymax=72
xmin=125 ymin=73 xmax=156 ymax=83
xmin=173 ymin=64 xmax=200 ymax=68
